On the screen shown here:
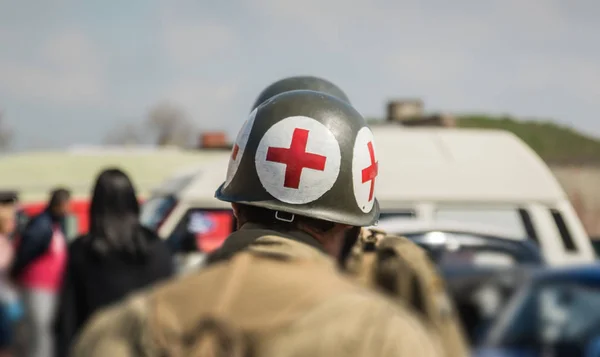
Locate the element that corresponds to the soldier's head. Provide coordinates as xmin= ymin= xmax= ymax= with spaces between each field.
xmin=251 ymin=76 xmax=350 ymax=112
xmin=216 ymin=90 xmax=380 ymax=257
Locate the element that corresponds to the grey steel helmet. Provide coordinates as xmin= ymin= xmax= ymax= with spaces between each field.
xmin=216 ymin=90 xmax=380 ymax=227
xmin=251 ymin=76 xmax=350 ymax=111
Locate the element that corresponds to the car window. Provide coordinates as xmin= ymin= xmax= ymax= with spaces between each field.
xmin=538 ymin=284 xmax=600 ymax=344
xmin=378 ymin=209 xmax=416 ymax=221
xmin=434 ymin=205 xmax=530 ymax=238
xmin=167 ymin=209 xmax=235 ymax=253
xmin=140 ymin=195 xmax=177 ymax=231
xmin=550 ymin=209 xmax=578 ymax=252
xmin=404 ymin=231 xmax=536 ymax=266
xmin=485 ymin=284 xmax=538 ymax=347
xmin=487 ymin=280 xmax=600 ymax=349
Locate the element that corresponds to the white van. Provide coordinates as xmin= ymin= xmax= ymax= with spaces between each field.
xmin=141 ymin=126 xmax=595 ymax=266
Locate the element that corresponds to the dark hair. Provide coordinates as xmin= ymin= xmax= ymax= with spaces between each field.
xmin=235 ymin=204 xmax=335 ymax=233
xmin=48 ymin=188 xmax=71 ymax=208
xmin=88 ymin=168 xmax=148 ymax=259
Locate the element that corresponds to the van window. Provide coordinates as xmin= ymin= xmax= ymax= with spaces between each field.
xmin=550 ymin=209 xmax=577 ymax=252
xmin=140 ymin=195 xmax=177 ymax=231
xmin=519 ymin=208 xmax=539 ymax=245
xmin=434 ymin=205 xmax=529 ymax=238
xmin=167 ymin=209 xmax=235 ymax=253
xmin=379 ymin=210 xmax=417 ymax=221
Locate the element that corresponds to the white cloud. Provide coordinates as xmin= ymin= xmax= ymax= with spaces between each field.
xmin=0 ymin=30 xmax=107 ymax=107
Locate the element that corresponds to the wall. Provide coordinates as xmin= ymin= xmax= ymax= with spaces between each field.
xmin=550 ymin=165 xmax=600 ymax=236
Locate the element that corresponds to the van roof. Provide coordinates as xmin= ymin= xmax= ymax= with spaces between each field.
xmin=0 ymin=148 xmax=226 ymax=201
xmin=372 ymin=126 xmax=566 ymax=204
xmin=166 ymin=127 xmax=566 ymax=206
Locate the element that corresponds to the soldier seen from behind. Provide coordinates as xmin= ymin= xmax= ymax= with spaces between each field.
xmin=53 ymin=168 xmax=174 ymax=357
xmin=70 ymin=90 xmax=444 ymax=357
xmin=237 ymin=75 xmax=470 ymax=357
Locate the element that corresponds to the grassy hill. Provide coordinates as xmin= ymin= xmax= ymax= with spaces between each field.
xmin=369 ymin=115 xmax=600 ymax=164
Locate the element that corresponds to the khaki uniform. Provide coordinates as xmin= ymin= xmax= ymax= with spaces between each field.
xmin=344 ymin=228 xmax=470 ymax=357
xmin=71 ymin=230 xmax=443 ymax=357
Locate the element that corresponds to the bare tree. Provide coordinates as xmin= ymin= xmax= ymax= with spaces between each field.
xmin=0 ymin=112 xmax=13 ymax=151
xmin=145 ymin=102 xmax=195 ymax=147
xmin=103 ymin=123 xmax=144 ymax=146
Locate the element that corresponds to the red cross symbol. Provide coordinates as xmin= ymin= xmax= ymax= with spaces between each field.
xmin=266 ymin=128 xmax=327 ymax=189
xmin=231 ymin=144 xmax=240 ymax=160
xmin=361 ymin=141 xmax=378 ymax=201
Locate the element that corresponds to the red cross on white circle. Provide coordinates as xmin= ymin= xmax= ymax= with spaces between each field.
xmin=353 ymin=127 xmax=379 ymax=213
xmin=231 ymin=144 xmax=240 ymax=160
xmin=361 ymin=141 xmax=379 ymax=202
xmin=266 ymin=128 xmax=327 ymax=189
xmin=255 ymin=116 xmax=341 ymax=205
xmin=224 ymin=108 xmax=257 ymax=188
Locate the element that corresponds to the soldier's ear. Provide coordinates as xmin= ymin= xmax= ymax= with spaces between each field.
xmin=231 ymin=203 xmax=240 ymax=219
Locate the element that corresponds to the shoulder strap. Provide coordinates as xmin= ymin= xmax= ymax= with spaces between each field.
xmin=344 ymin=228 xmax=470 ymax=357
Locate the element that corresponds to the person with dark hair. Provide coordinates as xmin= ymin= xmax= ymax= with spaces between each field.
xmin=10 ymin=188 xmax=71 ymax=357
xmin=53 ymin=168 xmax=173 ymax=357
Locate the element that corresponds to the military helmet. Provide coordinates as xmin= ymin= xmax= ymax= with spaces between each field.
xmin=251 ymin=76 xmax=350 ymax=111
xmin=216 ymin=90 xmax=380 ymax=227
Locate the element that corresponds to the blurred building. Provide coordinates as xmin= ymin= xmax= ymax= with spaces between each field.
xmin=385 ymin=99 xmax=456 ymax=127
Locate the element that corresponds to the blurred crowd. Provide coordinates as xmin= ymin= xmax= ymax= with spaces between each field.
xmin=0 ymin=169 xmax=174 ymax=357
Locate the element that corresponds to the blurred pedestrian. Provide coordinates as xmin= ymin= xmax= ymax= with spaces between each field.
xmin=0 ymin=192 xmax=18 ymax=357
xmin=10 ymin=188 xmax=70 ymax=357
xmin=54 ymin=168 xmax=174 ymax=357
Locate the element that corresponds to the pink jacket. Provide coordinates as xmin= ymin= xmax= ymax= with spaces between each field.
xmin=19 ymin=226 xmax=68 ymax=292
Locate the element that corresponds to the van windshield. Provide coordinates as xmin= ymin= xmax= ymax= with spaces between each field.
xmin=434 ymin=205 xmax=529 ymax=238
xmin=140 ymin=195 xmax=177 ymax=231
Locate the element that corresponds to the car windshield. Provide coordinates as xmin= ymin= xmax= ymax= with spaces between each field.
xmin=486 ymin=279 xmax=600 ymax=353
xmin=434 ymin=206 xmax=529 ymax=238
xmin=404 ymin=231 xmax=535 ymax=267
xmin=140 ymin=195 xmax=177 ymax=231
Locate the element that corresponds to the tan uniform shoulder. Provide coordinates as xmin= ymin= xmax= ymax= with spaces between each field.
xmin=261 ymin=290 xmax=444 ymax=357
xmin=72 ymin=246 xmax=444 ymax=357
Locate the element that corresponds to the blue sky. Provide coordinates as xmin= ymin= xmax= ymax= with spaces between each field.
xmin=0 ymin=0 xmax=599 ymax=150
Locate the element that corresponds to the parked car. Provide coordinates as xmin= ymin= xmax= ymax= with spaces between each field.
xmin=474 ymin=264 xmax=600 ymax=357
xmin=375 ymin=219 xmax=546 ymax=344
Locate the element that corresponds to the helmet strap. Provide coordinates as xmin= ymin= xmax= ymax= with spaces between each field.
xmin=274 ymin=211 xmax=295 ymax=223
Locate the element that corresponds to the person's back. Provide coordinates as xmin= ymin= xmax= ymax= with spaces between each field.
xmin=54 ymin=169 xmax=174 ymax=357
xmin=65 ymin=228 xmax=173 ymax=321
xmin=71 ymin=237 xmax=442 ymax=357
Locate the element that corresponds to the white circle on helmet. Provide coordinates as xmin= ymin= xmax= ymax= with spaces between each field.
xmin=224 ymin=108 xmax=258 ymax=188
xmin=352 ymin=126 xmax=378 ymax=213
xmin=255 ymin=116 xmax=341 ymax=204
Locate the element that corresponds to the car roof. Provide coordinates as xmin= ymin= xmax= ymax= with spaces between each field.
xmin=534 ymin=264 xmax=600 ymax=283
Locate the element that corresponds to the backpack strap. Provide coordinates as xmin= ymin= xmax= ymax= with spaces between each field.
xmin=344 ymin=228 xmax=470 ymax=357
